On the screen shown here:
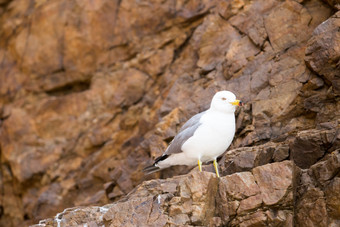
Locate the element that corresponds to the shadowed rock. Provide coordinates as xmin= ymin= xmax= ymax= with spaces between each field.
xmin=305 ymin=11 xmax=340 ymax=94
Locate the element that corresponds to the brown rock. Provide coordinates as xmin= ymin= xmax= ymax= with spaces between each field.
xmin=104 ymin=196 xmax=168 ymax=227
xmin=273 ymin=145 xmax=290 ymax=162
xmin=219 ymin=172 xmax=260 ymax=201
xmin=217 ymin=161 xmax=295 ymax=225
xmin=103 ymin=171 xmax=218 ymax=226
xmin=264 ymin=0 xmax=312 ymax=52
xmin=266 ymin=210 xmax=294 ymax=227
xmin=221 ymin=142 xmax=286 ymax=175
xmin=223 ymin=36 xmax=260 ymax=78
xmin=99 ymin=68 xmax=149 ymax=108
xmin=290 ymin=128 xmax=339 ymax=169
xmin=303 ymin=92 xmax=340 ymax=125
xmin=37 ymin=162 xmax=296 ymax=226
xmin=296 ymin=188 xmax=328 ymax=227
xmin=296 ymin=149 xmax=340 ymax=226
xmin=0 ymin=163 xmax=24 ymax=226
xmin=231 ymin=210 xmax=268 ymax=227
xmin=321 ymin=0 xmax=340 ymax=8
xmin=0 ymin=107 xmax=63 ymax=182
xmin=252 ymin=161 xmax=294 ymax=206
xmin=36 ymin=205 xmax=114 ymax=227
xmin=229 ymin=0 xmax=278 ymax=47
xmin=218 ymin=0 xmax=245 ymax=20
xmin=195 ymin=14 xmax=241 ymax=71
xmin=0 ymin=0 xmax=12 ymax=5
xmin=310 ymin=150 xmax=340 ymax=186
xmin=305 ymin=11 xmax=340 ymax=94
xmin=11 ymin=1 xmax=65 ymax=76
xmin=237 ymin=193 xmax=262 ymax=215
xmin=325 ymin=177 xmax=340 ymax=218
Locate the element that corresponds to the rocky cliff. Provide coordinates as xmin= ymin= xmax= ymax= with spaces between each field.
xmin=0 ymin=0 xmax=339 ymax=226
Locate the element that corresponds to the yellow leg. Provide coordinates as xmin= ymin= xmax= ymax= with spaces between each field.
xmin=213 ymin=159 xmax=220 ymax=178
xmin=198 ymin=159 xmax=202 ymax=172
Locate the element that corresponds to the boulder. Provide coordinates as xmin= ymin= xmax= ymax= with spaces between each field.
xmin=36 ymin=161 xmax=296 ymax=227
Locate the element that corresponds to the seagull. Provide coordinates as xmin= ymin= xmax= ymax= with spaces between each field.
xmin=143 ymin=91 xmax=243 ymax=177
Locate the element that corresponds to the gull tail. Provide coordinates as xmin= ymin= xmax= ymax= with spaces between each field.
xmin=143 ymin=165 xmax=161 ymax=174
xmin=143 ymin=154 xmax=169 ymax=175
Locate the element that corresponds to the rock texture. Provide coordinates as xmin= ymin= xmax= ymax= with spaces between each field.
xmin=35 ymin=161 xmax=296 ymax=227
xmin=0 ymin=0 xmax=339 ymax=226
xmin=305 ymin=10 xmax=340 ymax=95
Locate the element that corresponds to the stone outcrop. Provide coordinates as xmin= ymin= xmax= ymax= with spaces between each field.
xmin=296 ymin=150 xmax=340 ymax=227
xmin=305 ymin=11 xmax=340 ymax=95
xmin=0 ymin=0 xmax=339 ymax=226
xmin=35 ymin=161 xmax=296 ymax=227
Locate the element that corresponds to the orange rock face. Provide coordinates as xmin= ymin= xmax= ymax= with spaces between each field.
xmin=0 ymin=0 xmax=339 ymax=226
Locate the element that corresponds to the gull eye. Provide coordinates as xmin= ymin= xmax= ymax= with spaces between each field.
xmin=222 ymin=97 xmax=226 ymax=101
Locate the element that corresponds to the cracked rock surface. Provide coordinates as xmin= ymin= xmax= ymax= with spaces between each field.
xmin=37 ymin=161 xmax=296 ymax=227
xmin=0 ymin=0 xmax=339 ymax=226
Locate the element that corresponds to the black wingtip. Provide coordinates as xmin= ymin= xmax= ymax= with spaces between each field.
xmin=143 ymin=165 xmax=161 ymax=175
xmin=154 ymin=154 xmax=169 ymax=163
xmin=143 ymin=154 xmax=170 ymax=175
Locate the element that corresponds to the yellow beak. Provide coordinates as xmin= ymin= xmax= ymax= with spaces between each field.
xmin=230 ymin=100 xmax=243 ymax=106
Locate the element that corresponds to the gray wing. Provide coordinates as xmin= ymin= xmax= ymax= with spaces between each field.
xmin=163 ymin=111 xmax=206 ymax=155
xmin=143 ymin=111 xmax=206 ymax=173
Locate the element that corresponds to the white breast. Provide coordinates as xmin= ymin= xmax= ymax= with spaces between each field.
xmin=181 ymin=110 xmax=236 ymax=162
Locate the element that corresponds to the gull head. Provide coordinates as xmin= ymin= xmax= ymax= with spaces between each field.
xmin=210 ymin=91 xmax=243 ymax=113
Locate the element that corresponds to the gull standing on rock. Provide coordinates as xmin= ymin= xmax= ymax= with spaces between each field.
xmin=144 ymin=91 xmax=243 ymax=177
